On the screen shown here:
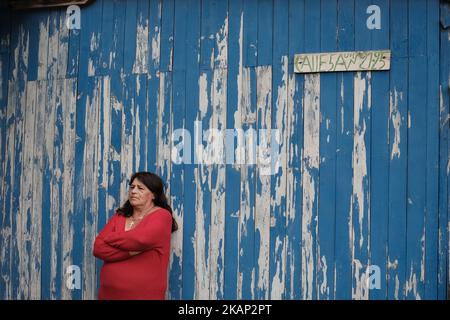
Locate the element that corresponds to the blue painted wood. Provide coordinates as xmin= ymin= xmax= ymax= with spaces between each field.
xmin=406 ymin=0 xmax=428 ymax=299
xmin=257 ymin=0 xmax=272 ymax=66
xmin=424 ymin=0 xmax=440 ymax=300
xmin=0 ymin=5 xmax=11 ymax=300
xmin=303 ymin=0 xmax=320 ymax=300
xmin=10 ymin=19 xmax=29 ymax=299
xmin=123 ymin=0 xmax=138 ymax=75
xmin=169 ymin=0 xmax=189 ymax=299
xmin=224 ymin=0 xmax=242 ymax=300
xmin=97 ymin=0 xmax=114 ymax=76
xmin=387 ymin=0 xmax=408 ymax=300
xmin=438 ymin=6 xmax=449 ymax=300
xmin=243 ymin=0 xmax=257 ymax=67
xmin=369 ymin=0 xmax=390 ymax=300
xmin=181 ymin=0 xmax=200 ymax=300
xmin=317 ymin=0 xmax=337 ymax=300
xmin=160 ymin=0 xmax=174 ymax=72
xmin=268 ymin=0 xmax=287 ymax=300
xmin=286 ymin=0 xmax=304 ymax=300
xmin=334 ymin=0 xmax=354 ymax=300
xmin=0 ymin=0 xmax=447 ymax=301
xmin=238 ymin=67 xmax=257 ymax=299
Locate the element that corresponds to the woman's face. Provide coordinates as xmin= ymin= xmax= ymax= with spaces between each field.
xmin=128 ymin=178 xmax=154 ymax=209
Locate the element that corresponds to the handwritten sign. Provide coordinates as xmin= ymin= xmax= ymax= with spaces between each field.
xmin=294 ymin=50 xmax=391 ymax=73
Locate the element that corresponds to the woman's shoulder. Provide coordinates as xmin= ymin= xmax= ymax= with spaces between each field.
xmin=150 ymin=207 xmax=172 ymax=220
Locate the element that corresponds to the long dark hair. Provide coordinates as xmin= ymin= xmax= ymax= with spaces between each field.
xmin=117 ymin=172 xmax=178 ymax=232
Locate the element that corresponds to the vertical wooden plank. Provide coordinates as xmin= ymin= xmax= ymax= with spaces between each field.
xmin=351 ymin=71 xmax=371 ymax=300
xmin=334 ymin=0 xmax=354 ymax=300
xmin=31 ymin=81 xmax=46 ymax=300
xmin=132 ymin=0 xmax=150 ymax=74
xmin=107 ymin=0 xmax=126 ymax=216
xmin=37 ymin=14 xmax=49 ymax=81
xmin=168 ymin=0 xmax=188 ymax=299
xmin=194 ymin=68 xmax=212 ymax=299
xmin=301 ymin=73 xmax=320 ymax=300
xmin=49 ymin=79 xmax=65 ymax=300
xmin=302 ymin=0 xmax=320 ymax=300
xmin=237 ymin=66 xmax=256 ymax=299
xmin=11 ymin=23 xmax=29 ymax=300
xmin=317 ymin=0 xmax=337 ymax=300
xmin=269 ymin=0 xmax=287 ymax=300
xmin=26 ymin=13 xmax=40 ymax=82
xmin=77 ymin=0 xmax=102 ymax=79
xmin=57 ymin=6 xmax=69 ymax=79
xmin=255 ymin=65 xmax=272 ymax=299
xmin=405 ymin=0 xmax=427 ymax=300
xmin=182 ymin=0 xmax=200 ymax=300
xmin=120 ymin=74 xmax=135 ymax=199
xmin=135 ymin=74 xmax=148 ymax=172
xmin=352 ymin=0 xmax=372 ymax=300
xmin=224 ymin=0 xmax=242 ymax=300
xmin=72 ymin=4 xmax=98 ymax=294
xmin=243 ymin=0 xmax=257 ymax=67
xmin=199 ymin=0 xmax=213 ymax=70
xmin=147 ymin=0 xmax=162 ymax=173
xmin=0 ymin=7 xmax=11 ymax=299
xmin=21 ymin=81 xmax=37 ymax=299
xmin=95 ymin=75 xmax=111 ymax=295
xmin=1 ymin=79 xmax=15 ymax=300
xmin=369 ymin=0 xmax=390 ymax=300
xmin=97 ymin=0 xmax=114 ymax=76
xmin=40 ymin=75 xmax=57 ymax=300
xmin=387 ymin=0 xmax=408 ymax=300
xmin=160 ymin=0 xmax=174 ymax=72
xmin=438 ymin=1 xmax=450 ymax=300
xmin=208 ymin=0 xmax=228 ymax=300
xmin=286 ymin=0 xmax=304 ymax=300
xmin=257 ymin=0 xmax=272 ymax=66
xmin=67 ymin=10 xmax=80 ymax=78
xmin=83 ymin=77 xmax=101 ymax=300
xmin=424 ymin=0 xmax=440 ymax=300
xmin=61 ymin=78 xmax=77 ymax=299
xmin=47 ymin=11 xmax=61 ymax=81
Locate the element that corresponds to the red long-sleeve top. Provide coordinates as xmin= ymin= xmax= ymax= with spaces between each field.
xmin=93 ymin=208 xmax=172 ymax=300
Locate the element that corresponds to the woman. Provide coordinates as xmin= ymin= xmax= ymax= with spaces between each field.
xmin=93 ymin=172 xmax=177 ymax=300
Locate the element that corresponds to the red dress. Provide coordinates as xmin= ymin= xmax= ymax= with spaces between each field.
xmin=93 ymin=208 xmax=172 ymax=300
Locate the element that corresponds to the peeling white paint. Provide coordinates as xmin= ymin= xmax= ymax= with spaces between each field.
xmin=351 ymin=72 xmax=371 ymax=300
xmin=88 ymin=33 xmax=100 ymax=77
xmin=209 ymin=18 xmax=228 ymax=298
xmin=352 ymin=259 xmax=369 ymax=299
xmin=390 ymin=89 xmax=403 ymax=160
xmin=83 ymin=78 xmax=101 ymax=299
xmin=133 ymin=14 xmax=149 ymax=74
xmin=47 ymin=14 xmax=60 ymax=80
xmin=405 ymin=264 xmax=421 ymax=299
xmin=151 ymin=25 xmax=161 ymax=69
xmin=301 ymin=73 xmax=320 ymax=300
xmin=319 ymin=256 xmax=329 ymax=297
xmin=21 ymin=81 xmax=37 ymax=299
xmin=194 ymin=166 xmax=209 ymax=299
xmin=37 ymin=19 xmax=49 ymax=80
xmin=255 ymin=65 xmax=271 ymax=299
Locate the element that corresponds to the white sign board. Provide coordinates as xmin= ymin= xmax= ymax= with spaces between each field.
xmin=294 ymin=50 xmax=391 ymax=73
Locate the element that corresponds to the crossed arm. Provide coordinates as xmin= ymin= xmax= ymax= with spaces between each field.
xmin=93 ymin=211 xmax=172 ymax=262
xmin=93 ymin=214 xmax=139 ymax=262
